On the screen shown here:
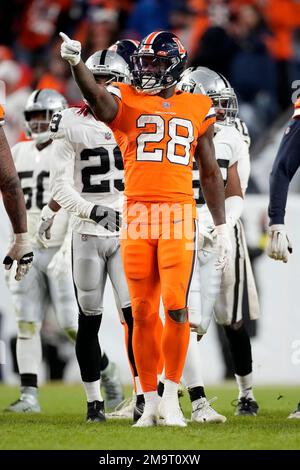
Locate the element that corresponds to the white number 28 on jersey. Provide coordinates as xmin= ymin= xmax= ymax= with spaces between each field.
xmin=136 ymin=115 xmax=194 ymax=166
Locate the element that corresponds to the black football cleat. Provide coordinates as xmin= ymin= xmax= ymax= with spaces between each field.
xmin=133 ymin=400 xmax=145 ymax=422
xmin=235 ymin=397 xmax=259 ymax=416
xmin=86 ymin=400 xmax=106 ymax=423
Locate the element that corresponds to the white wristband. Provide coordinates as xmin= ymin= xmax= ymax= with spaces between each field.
xmin=14 ymin=233 xmax=30 ymax=243
xmin=214 ymin=223 xmax=227 ymax=234
xmin=41 ymin=205 xmax=57 ymax=220
xmin=269 ymin=224 xmax=285 ymax=231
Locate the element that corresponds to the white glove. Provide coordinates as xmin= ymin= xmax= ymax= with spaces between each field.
xmin=266 ymin=224 xmax=292 ymax=263
xmin=3 ymin=233 xmax=34 ymax=281
xmin=60 ymin=32 xmax=81 ymax=66
xmin=214 ymin=223 xmax=232 ymax=271
xmin=36 ymin=205 xmax=57 ymax=248
xmin=47 ymin=224 xmax=72 ymax=279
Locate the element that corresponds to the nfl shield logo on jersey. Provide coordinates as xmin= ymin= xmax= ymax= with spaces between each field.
xmin=105 ymin=132 xmax=112 ymax=140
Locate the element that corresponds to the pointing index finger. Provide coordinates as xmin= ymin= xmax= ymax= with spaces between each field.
xmin=59 ymin=32 xmax=71 ymax=42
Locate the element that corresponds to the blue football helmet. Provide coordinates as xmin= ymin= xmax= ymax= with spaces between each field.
xmin=131 ymin=31 xmax=187 ymax=94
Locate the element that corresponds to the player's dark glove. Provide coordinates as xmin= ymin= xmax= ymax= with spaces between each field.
xmin=90 ymin=205 xmax=122 ymax=232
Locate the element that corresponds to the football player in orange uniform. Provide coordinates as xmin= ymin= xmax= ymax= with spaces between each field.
xmin=60 ymin=31 xmax=232 ymax=427
xmin=0 ymin=105 xmax=33 ymax=280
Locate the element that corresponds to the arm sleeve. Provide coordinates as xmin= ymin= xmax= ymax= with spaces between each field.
xmin=236 ymin=139 xmax=250 ymax=195
xmin=269 ymin=119 xmax=300 ymax=225
xmin=49 ymin=138 xmax=94 ymax=219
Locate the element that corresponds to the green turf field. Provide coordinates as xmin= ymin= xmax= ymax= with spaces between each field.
xmin=0 ymin=383 xmax=299 ymax=450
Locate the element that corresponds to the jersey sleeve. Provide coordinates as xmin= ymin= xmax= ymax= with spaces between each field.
xmin=268 ymin=118 xmax=300 ymax=225
xmin=49 ymin=137 xmax=94 ymax=219
xmin=198 ymin=96 xmax=216 ymax=136
xmin=236 ymin=139 xmax=250 ymax=195
xmin=106 ymin=84 xmax=127 ymax=133
xmin=0 ymin=105 xmax=5 ymax=126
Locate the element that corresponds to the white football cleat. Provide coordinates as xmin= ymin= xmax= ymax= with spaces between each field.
xmin=5 ymin=387 xmax=41 ymax=413
xmin=106 ymin=397 xmax=135 ymax=419
xmin=158 ymin=398 xmax=187 ymax=427
xmin=191 ymin=397 xmax=226 ymax=423
xmin=287 ymin=403 xmax=300 ymax=419
xmin=132 ymin=412 xmax=157 ymax=427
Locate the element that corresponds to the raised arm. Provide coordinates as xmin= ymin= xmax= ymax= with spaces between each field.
xmin=60 ymin=33 xmax=118 ymax=123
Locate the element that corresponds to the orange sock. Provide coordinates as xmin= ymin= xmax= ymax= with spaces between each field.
xmin=162 ymin=312 xmax=190 ymax=384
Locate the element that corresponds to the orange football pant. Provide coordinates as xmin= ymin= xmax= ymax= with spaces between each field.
xmin=121 ymin=217 xmax=196 ymax=392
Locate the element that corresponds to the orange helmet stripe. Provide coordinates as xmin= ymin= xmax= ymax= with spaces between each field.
xmin=142 ymin=31 xmax=161 ymax=51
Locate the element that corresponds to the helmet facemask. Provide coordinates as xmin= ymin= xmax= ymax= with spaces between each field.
xmin=131 ymin=53 xmax=184 ymax=94
xmin=24 ymin=109 xmax=54 ymax=144
xmin=210 ymin=88 xmax=238 ymax=125
xmin=93 ymin=69 xmax=128 ymax=85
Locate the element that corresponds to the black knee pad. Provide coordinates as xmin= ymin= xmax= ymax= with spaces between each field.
xmin=77 ymin=313 xmax=102 ymax=338
xmin=168 ymin=307 xmax=188 ymax=323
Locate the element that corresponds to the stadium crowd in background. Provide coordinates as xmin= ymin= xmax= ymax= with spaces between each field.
xmin=0 ymin=0 xmax=300 ymax=146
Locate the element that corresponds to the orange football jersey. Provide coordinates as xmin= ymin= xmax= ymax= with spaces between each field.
xmin=108 ymin=83 xmax=215 ymax=204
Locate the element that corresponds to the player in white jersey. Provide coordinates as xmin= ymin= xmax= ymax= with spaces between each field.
xmin=175 ymin=67 xmax=260 ymax=419
xmin=5 ymin=89 xmax=78 ymax=412
xmin=37 ymin=49 xmax=143 ymax=423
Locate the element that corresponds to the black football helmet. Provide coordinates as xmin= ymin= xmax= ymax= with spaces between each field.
xmin=131 ymin=31 xmax=187 ymax=94
xmin=109 ymin=39 xmax=140 ymax=69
